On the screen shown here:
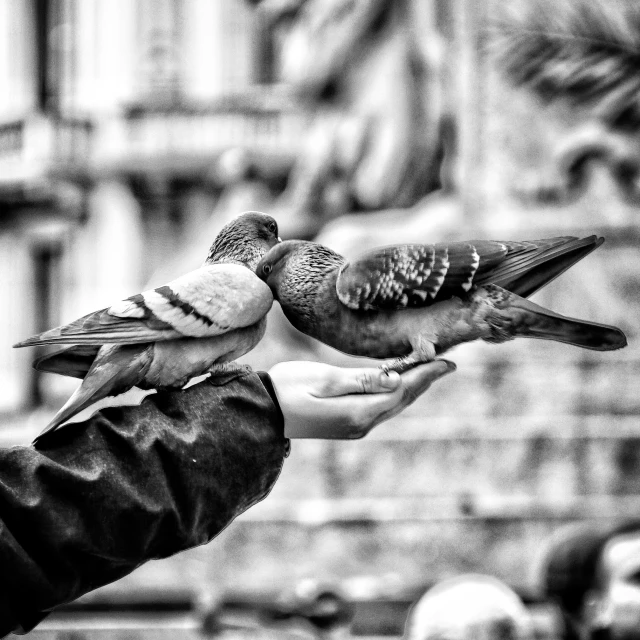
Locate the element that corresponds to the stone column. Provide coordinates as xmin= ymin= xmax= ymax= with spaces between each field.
xmin=0 ymin=229 xmax=37 ymax=411
xmin=66 ymin=178 xmax=144 ymax=320
xmin=0 ymin=0 xmax=36 ymax=117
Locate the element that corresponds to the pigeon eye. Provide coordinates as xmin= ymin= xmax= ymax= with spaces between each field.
xmin=268 ymin=222 xmax=277 ymax=234
xmin=262 ymin=264 xmax=272 ymax=275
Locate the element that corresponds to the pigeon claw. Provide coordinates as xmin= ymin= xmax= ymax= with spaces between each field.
xmin=379 ymin=356 xmax=420 ymax=375
xmin=207 ymin=362 xmax=252 ymax=378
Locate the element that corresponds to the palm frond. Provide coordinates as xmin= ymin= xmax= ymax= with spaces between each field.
xmin=490 ymin=0 xmax=640 ymax=129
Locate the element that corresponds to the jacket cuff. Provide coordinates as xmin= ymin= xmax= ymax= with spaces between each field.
xmin=256 ymin=372 xmax=285 ymax=433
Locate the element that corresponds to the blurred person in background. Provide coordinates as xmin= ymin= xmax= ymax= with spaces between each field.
xmin=402 ymin=574 xmax=534 ymax=640
xmin=263 ymin=578 xmax=355 ymax=639
xmin=540 ymin=520 xmax=640 ymax=640
xmin=0 ymin=359 xmax=454 ymax=638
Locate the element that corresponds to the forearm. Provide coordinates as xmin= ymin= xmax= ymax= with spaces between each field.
xmin=0 ymin=370 xmax=287 ymax=637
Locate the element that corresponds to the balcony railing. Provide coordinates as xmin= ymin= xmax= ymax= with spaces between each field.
xmin=0 ymin=91 xmax=303 ymax=188
xmin=0 ymin=115 xmax=93 ymax=188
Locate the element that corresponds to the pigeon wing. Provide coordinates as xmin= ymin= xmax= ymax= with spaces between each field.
xmin=336 ymin=236 xmax=602 ymax=310
xmin=335 ymin=242 xmax=511 ymax=310
xmin=34 ymin=345 xmax=100 ymax=379
xmin=471 ymin=236 xmax=603 ymax=298
xmin=15 ymin=263 xmax=273 ymax=347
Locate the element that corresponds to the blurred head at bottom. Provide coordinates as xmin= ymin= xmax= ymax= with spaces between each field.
xmin=541 ymin=521 xmax=640 ymax=640
xmin=403 ymin=574 xmax=534 ymax=640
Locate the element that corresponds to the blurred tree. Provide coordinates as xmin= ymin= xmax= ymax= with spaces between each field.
xmin=492 ymin=0 xmax=640 ymax=206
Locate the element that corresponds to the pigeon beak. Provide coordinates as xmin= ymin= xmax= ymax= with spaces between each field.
xmin=277 ymin=237 xmax=282 ymax=243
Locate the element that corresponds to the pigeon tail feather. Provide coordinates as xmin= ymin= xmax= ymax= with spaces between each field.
xmin=33 ymin=344 xmax=151 ymax=445
xmin=34 ymin=379 xmax=110 ymax=445
xmin=34 ymin=345 xmax=99 ymax=379
xmin=504 ymin=295 xmax=627 ymax=351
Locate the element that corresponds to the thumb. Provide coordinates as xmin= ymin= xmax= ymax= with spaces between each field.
xmin=322 ymin=367 xmax=402 ymax=397
xmin=356 ymin=368 xmax=401 ymax=394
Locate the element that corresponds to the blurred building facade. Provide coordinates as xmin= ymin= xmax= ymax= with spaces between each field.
xmin=1 ymin=1 xmax=640 ymax=637
xmin=0 ymin=0 xmax=303 ymax=412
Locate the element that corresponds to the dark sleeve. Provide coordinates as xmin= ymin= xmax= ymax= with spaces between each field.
xmin=0 ymin=369 xmax=288 ymax=637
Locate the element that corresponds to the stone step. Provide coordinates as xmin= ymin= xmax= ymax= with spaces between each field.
xmin=272 ymin=418 xmax=640 ymax=499
xmin=107 ymin=513 xmax=625 ymax=598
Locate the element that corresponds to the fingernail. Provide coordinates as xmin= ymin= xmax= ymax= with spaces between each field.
xmin=442 ymin=359 xmax=457 ymax=372
xmin=437 ymin=360 xmax=457 ymax=377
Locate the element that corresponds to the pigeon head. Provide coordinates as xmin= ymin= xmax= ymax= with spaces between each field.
xmin=257 ymin=240 xmax=345 ymax=303
xmin=257 ymin=241 xmax=317 ymax=295
xmin=205 ymin=212 xmax=280 ymax=270
xmin=256 ymin=240 xmax=305 ymax=291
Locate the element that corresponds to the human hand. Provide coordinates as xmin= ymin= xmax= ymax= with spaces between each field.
xmin=268 ymin=359 xmax=456 ymax=439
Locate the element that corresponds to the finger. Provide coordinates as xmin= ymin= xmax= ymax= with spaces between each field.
xmin=393 ymin=359 xmax=456 ymax=409
xmin=315 ymin=366 xmax=401 ymax=397
xmin=357 ymin=359 xmax=457 ymax=428
xmin=398 ymin=359 xmax=456 ymax=400
xmin=312 ymin=386 xmax=407 ymax=438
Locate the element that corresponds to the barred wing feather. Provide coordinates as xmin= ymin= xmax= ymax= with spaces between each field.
xmin=335 ymin=236 xmax=602 ymax=310
xmin=14 ymin=263 xmax=273 ymax=347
